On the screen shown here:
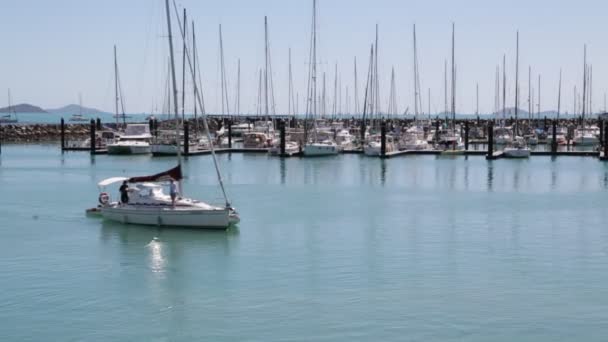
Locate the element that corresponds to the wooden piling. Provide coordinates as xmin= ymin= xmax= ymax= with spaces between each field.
xmin=90 ymin=119 xmax=96 ymax=155
xmin=464 ymin=120 xmax=469 ymax=151
xmin=60 ymin=118 xmax=65 ymax=152
xmin=600 ymin=120 xmax=604 ymax=147
xmin=184 ymin=121 xmax=189 ymax=156
xmin=380 ymin=121 xmax=386 ymax=158
xmin=280 ymin=120 xmax=286 ymax=156
xmin=551 ymin=120 xmax=557 ymax=155
xmin=228 ymin=120 xmax=232 ymax=148
xmin=96 ymin=118 xmax=102 ymax=131
xmin=604 ymin=121 xmax=608 ymax=160
xmin=486 ymin=121 xmax=494 ymax=160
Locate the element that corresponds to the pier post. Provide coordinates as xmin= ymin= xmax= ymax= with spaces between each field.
xmin=228 ymin=120 xmax=232 ymax=148
xmin=60 ymin=118 xmax=65 ymax=152
xmin=184 ymin=121 xmax=189 ymax=156
xmin=604 ymin=121 xmax=608 ymax=160
xmin=148 ymin=117 xmax=154 ymax=134
xmin=380 ymin=121 xmax=387 ymax=158
xmin=544 ymin=116 xmax=548 ymax=131
xmin=435 ymin=117 xmax=440 ymax=143
xmin=280 ymin=120 xmax=286 ymax=156
xmin=96 ymin=118 xmax=102 ymax=131
xmin=551 ymin=120 xmax=557 ymax=155
xmin=360 ymin=119 xmax=366 ymax=145
xmin=600 ymin=120 xmax=604 ymax=147
xmin=486 ymin=121 xmax=494 ymax=160
xmin=90 ymin=119 xmax=96 ymax=155
xmin=464 ymin=120 xmax=469 ymax=151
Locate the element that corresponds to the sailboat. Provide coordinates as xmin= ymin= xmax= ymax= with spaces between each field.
xmin=69 ymin=94 xmax=89 ymax=122
xmin=504 ymin=31 xmax=530 ymax=158
xmin=439 ymin=23 xmax=464 ymax=153
xmin=303 ymin=0 xmax=340 ymax=156
xmin=1 ymin=89 xmax=19 ymax=124
xmin=91 ymin=0 xmax=239 ymax=229
xmin=107 ymin=46 xmax=152 ymax=155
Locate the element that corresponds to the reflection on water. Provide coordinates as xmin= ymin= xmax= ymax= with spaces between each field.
xmin=487 ymin=161 xmax=494 ymax=191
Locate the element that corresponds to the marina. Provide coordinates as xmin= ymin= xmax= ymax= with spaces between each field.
xmin=4 ymin=0 xmax=608 ymax=340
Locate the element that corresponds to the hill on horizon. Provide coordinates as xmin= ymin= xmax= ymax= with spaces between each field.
xmin=0 ymin=103 xmax=46 ymax=113
xmin=45 ymin=104 xmax=110 ymax=115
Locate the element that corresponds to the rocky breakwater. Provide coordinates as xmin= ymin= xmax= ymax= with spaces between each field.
xmin=0 ymin=124 xmax=90 ymax=143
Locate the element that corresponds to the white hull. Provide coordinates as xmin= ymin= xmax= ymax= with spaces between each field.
xmin=101 ymin=204 xmax=235 ymax=228
xmin=303 ymin=143 xmax=340 ymax=156
xmin=269 ymin=142 xmax=300 ymax=156
xmin=573 ymin=136 xmax=598 ymax=146
xmin=107 ymin=144 xmax=151 ymax=155
xmin=504 ymin=147 xmax=530 ymax=158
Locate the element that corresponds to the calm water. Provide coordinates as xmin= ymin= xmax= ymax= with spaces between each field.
xmin=2 ymin=144 xmax=608 ymax=341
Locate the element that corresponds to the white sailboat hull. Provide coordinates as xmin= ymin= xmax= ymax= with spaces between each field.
xmin=303 ymin=143 xmax=340 ymax=156
xmin=101 ymin=204 xmax=234 ymax=228
xmin=107 ymin=144 xmax=151 ymax=155
xmin=504 ymin=147 xmax=531 ymax=158
xmin=573 ymin=136 xmax=598 ymax=146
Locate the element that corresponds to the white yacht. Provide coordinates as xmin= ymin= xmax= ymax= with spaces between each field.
xmin=92 ymin=168 xmax=239 ymax=228
xmin=335 ymin=129 xmax=356 ymax=150
xmin=573 ymin=127 xmax=599 ymax=146
xmin=304 ymin=140 xmax=341 ymax=156
xmin=364 ymin=135 xmax=396 ymax=156
xmin=107 ymin=124 xmax=152 ymax=155
xmin=269 ymin=141 xmax=300 ymax=156
xmin=504 ymin=136 xmax=531 ymax=158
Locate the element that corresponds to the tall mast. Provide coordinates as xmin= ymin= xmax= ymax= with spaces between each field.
xmin=192 ymin=21 xmax=198 ymax=137
xmin=219 ymin=24 xmax=229 ymax=115
xmin=354 ymin=57 xmax=359 ymax=115
xmin=181 ymin=8 xmax=187 ymax=122
xmin=312 ymin=0 xmax=317 ymax=121
xmin=476 ymin=83 xmax=479 ymax=116
xmin=333 ymin=63 xmax=338 ymax=117
xmin=236 ymin=58 xmax=241 ymax=114
xmin=288 ymin=48 xmax=293 ymax=115
xmin=582 ymin=44 xmax=587 ymax=122
xmin=413 ymin=24 xmax=419 ymax=120
xmin=557 ymin=69 xmax=562 ymax=120
xmin=264 ymin=16 xmax=269 ymax=121
xmin=514 ymin=31 xmax=519 ymax=136
xmin=444 ymin=60 xmax=448 ymax=116
xmin=428 ymin=88 xmax=431 ymax=120
xmin=114 ymin=45 xmax=119 ymax=128
xmin=502 ymin=54 xmax=506 ymax=126
xmin=451 ymin=23 xmax=456 ymax=130
xmin=374 ymin=24 xmax=379 ymax=117
xmin=538 ymin=74 xmax=541 ymax=120
xmin=528 ymin=66 xmax=531 ymax=120
xmin=164 ymin=0 xmax=182 ymax=168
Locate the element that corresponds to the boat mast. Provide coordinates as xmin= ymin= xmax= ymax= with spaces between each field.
xmin=582 ymin=44 xmax=587 ymax=123
xmin=333 ymin=63 xmax=338 ymax=118
xmin=557 ymin=69 xmax=562 ymax=120
xmin=502 ymin=54 xmax=506 ymax=127
xmin=264 ymin=16 xmax=269 ymax=123
xmin=451 ymin=23 xmax=456 ymax=132
xmin=181 ymin=8 xmax=187 ymax=123
xmin=236 ymin=59 xmax=240 ymax=115
xmin=312 ymin=0 xmax=318 ymax=137
xmin=476 ymin=83 xmax=479 ymax=116
xmin=164 ymin=0 xmax=182 ymax=174
xmin=514 ymin=31 xmax=519 ymax=136
xmin=354 ymin=57 xmax=359 ymax=115
xmin=114 ymin=45 xmax=119 ymax=128
xmin=528 ymin=66 xmax=531 ymax=120
xmin=538 ymin=74 xmax=541 ymax=121
xmin=192 ymin=21 xmax=199 ymax=138
xmin=444 ymin=60 xmax=448 ymax=117
xmin=288 ymin=48 xmax=293 ymax=115
xmin=413 ymin=24 xmax=419 ymax=121
xmin=374 ymin=24 xmax=379 ymax=120
xmin=219 ymin=24 xmax=230 ymax=115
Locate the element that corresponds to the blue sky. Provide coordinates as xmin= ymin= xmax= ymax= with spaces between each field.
xmin=1 ymin=0 xmax=607 ymax=115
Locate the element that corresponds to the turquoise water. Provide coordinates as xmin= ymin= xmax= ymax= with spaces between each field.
xmin=2 ymin=144 xmax=608 ymax=341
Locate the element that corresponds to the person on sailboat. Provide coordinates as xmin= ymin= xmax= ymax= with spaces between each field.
xmin=169 ymin=180 xmax=178 ymax=207
xmin=119 ymin=181 xmax=130 ymax=205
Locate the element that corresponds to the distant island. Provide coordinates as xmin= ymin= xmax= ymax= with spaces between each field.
xmin=0 ymin=103 xmax=47 ymax=113
xmin=46 ymin=104 xmax=110 ymax=116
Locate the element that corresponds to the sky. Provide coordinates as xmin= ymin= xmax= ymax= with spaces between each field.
xmin=1 ymin=0 xmax=607 ymax=115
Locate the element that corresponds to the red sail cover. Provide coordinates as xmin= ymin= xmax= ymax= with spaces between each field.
xmin=128 ymin=165 xmax=182 ymax=183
